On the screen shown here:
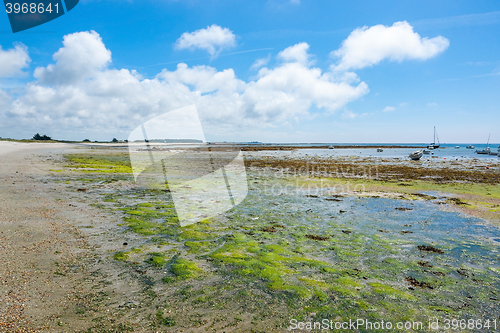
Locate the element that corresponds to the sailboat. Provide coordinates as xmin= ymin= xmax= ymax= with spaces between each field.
xmin=476 ymin=134 xmax=491 ymax=155
xmin=427 ymin=126 xmax=440 ymax=149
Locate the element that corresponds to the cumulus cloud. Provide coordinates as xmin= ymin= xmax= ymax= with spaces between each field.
xmin=34 ymin=31 xmax=111 ymax=85
xmin=0 ymin=43 xmax=31 ymax=78
xmin=278 ymin=42 xmax=313 ymax=66
xmin=332 ymin=21 xmax=449 ymax=71
xmin=158 ymin=63 xmax=245 ymax=94
xmin=0 ymin=90 xmax=11 ymax=110
xmin=175 ymin=24 xmax=237 ymax=59
xmin=383 ymin=106 xmax=395 ymax=112
xmin=1 ymin=31 xmax=370 ymax=139
xmin=1 ymin=23 xmax=447 ymax=140
xmin=244 ymin=63 xmax=367 ymax=122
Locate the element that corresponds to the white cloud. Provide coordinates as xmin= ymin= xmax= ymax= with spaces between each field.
xmin=175 ymin=24 xmax=236 ymax=59
xmin=0 ymin=90 xmax=11 ymax=110
xmin=158 ymin=63 xmax=245 ymax=94
xmin=332 ymin=21 xmax=449 ymax=71
xmin=290 ymin=0 xmax=300 ymax=4
xmin=241 ymin=62 xmax=368 ymax=123
xmin=278 ymin=42 xmax=313 ymax=66
xmin=427 ymin=102 xmax=437 ymax=107
xmin=383 ymin=106 xmax=395 ymax=112
xmin=251 ymin=55 xmax=270 ymax=70
xmin=1 ymin=31 xmax=369 ymax=140
xmin=34 ymin=30 xmax=111 ymax=85
xmin=0 ymin=43 xmax=31 ymax=78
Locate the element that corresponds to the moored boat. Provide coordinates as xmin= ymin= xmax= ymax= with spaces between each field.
xmin=427 ymin=126 xmax=440 ymax=149
xmin=377 ymin=148 xmax=383 ymax=152
xmin=409 ymin=150 xmax=423 ymax=160
xmin=423 ymin=149 xmax=430 ymax=155
xmin=466 ymin=145 xmax=475 ymax=149
xmin=476 ymin=147 xmax=491 ymax=155
xmin=476 ymin=134 xmax=492 ymax=155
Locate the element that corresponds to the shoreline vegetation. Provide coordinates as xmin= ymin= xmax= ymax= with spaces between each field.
xmin=1 ymin=142 xmax=499 ymax=332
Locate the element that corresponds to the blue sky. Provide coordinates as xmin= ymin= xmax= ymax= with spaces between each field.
xmin=0 ymin=0 xmax=499 ymax=143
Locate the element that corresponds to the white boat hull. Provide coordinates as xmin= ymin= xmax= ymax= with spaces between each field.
xmin=409 ymin=150 xmax=423 ymax=160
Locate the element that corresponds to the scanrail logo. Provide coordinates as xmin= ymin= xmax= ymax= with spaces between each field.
xmin=128 ymin=105 xmax=248 ymax=227
xmin=3 ymin=0 xmax=79 ymax=33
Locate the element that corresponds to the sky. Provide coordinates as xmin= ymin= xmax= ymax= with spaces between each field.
xmin=0 ymin=0 xmax=499 ymax=143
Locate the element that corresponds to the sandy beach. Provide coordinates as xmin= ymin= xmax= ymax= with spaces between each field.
xmin=0 ymin=142 xmax=106 ymax=332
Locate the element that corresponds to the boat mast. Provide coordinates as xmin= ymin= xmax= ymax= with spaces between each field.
xmin=433 ymin=126 xmax=436 ymax=144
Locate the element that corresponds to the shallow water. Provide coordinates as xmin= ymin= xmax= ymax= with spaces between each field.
xmin=251 ymin=147 xmax=500 ymax=161
xmin=239 ymin=183 xmax=500 ymax=262
xmin=289 ymin=194 xmax=500 ymax=265
xmin=226 ymin=181 xmax=500 ymax=320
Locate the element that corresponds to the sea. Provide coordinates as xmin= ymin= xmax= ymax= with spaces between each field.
xmin=244 ymin=143 xmax=500 ymax=160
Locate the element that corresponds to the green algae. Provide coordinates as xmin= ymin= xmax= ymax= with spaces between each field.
xmin=184 ymin=241 xmax=215 ymax=254
xmin=113 ymin=251 xmax=129 ymax=261
xmin=147 ymin=252 xmax=168 ymax=267
xmin=169 ymin=258 xmax=202 ymax=280
xmin=120 ymin=218 xmax=163 ymax=236
xmin=209 ymin=233 xmax=342 ymax=299
xmin=368 ymin=282 xmax=416 ymax=301
xmin=64 ymin=153 xmax=133 ymax=174
xmin=489 ymin=267 xmax=500 ymax=275
xmin=177 ymin=228 xmax=212 ymax=241
xmin=138 ymin=202 xmax=155 ymax=207
xmin=155 ymin=310 xmax=176 ymax=327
